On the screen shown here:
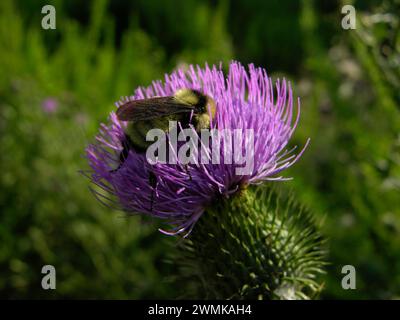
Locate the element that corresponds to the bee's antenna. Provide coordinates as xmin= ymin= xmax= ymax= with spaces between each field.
xmin=189 ymin=109 xmax=194 ymax=123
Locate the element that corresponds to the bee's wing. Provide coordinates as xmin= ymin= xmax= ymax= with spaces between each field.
xmin=116 ymin=96 xmax=195 ymax=121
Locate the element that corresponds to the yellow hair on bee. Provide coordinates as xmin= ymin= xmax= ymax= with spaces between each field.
xmin=174 ymin=89 xmax=200 ymax=106
xmin=207 ymin=97 xmax=216 ymax=119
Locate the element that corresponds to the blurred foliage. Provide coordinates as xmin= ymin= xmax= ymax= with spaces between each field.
xmin=0 ymin=0 xmax=399 ymax=299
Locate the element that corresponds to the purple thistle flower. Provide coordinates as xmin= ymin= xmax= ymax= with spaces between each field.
xmin=85 ymin=61 xmax=309 ymax=236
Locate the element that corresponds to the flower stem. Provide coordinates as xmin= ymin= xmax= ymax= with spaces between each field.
xmin=174 ymin=184 xmax=326 ymax=300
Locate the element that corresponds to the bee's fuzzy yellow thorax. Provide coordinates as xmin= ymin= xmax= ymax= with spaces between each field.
xmin=174 ymin=89 xmax=200 ymax=106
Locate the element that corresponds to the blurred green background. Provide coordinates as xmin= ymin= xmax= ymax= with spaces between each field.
xmin=0 ymin=0 xmax=399 ymax=299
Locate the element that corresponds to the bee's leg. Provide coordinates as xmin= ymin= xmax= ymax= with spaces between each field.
xmin=110 ymin=135 xmax=131 ymax=173
xmin=148 ymin=171 xmax=157 ymax=212
xmin=119 ymin=139 xmax=131 ymax=164
xmin=184 ymin=164 xmax=192 ymax=181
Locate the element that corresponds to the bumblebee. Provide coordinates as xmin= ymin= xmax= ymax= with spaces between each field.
xmin=114 ymin=88 xmax=216 ymax=211
xmin=115 ymin=88 xmax=216 ymax=167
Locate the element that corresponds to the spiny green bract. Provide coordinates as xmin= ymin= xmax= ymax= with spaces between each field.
xmin=173 ymin=185 xmax=326 ymax=300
